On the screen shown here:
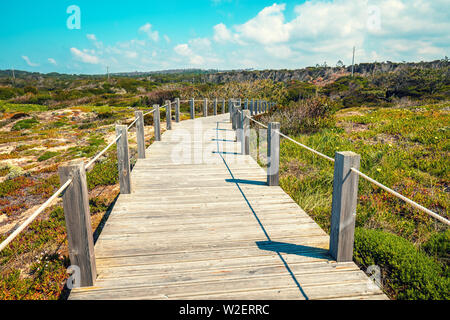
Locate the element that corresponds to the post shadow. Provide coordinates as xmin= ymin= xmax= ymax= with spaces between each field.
xmin=213 ymin=120 xmax=310 ymax=300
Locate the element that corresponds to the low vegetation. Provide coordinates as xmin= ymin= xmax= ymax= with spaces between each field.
xmin=0 ymin=61 xmax=448 ymax=299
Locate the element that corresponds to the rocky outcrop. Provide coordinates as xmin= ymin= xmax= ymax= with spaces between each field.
xmin=200 ymin=60 xmax=449 ymax=84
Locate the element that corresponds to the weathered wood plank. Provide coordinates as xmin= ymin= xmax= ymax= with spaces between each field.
xmin=69 ymin=113 xmax=386 ymax=300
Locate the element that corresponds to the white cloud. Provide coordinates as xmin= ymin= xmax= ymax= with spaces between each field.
xmin=22 ymin=56 xmax=39 ymax=67
xmin=125 ymin=51 xmax=138 ymax=59
xmin=236 ymin=3 xmax=291 ymax=45
xmin=70 ymin=47 xmax=100 ymax=64
xmin=207 ymin=0 xmax=450 ymax=68
xmin=174 ymin=44 xmax=205 ymax=65
xmin=213 ymin=23 xmax=233 ymax=43
xmin=48 ymin=58 xmax=57 ymax=65
xmin=139 ymin=23 xmax=159 ymax=42
xmin=57 ymin=1 xmax=450 ymax=72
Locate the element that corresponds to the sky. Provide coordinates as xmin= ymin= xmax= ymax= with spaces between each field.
xmin=0 ymin=0 xmax=449 ymax=74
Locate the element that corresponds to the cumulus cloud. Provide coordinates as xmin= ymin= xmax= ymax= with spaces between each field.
xmin=174 ymin=44 xmax=205 ymax=65
xmin=236 ymin=3 xmax=291 ymax=45
xmin=210 ymin=0 xmax=449 ymax=67
xmin=139 ymin=23 xmax=159 ymax=42
xmin=48 ymin=58 xmax=57 ymax=65
xmin=213 ymin=23 xmax=233 ymax=43
xmin=22 ymin=56 xmax=39 ymax=67
xmin=70 ymin=47 xmax=100 ymax=64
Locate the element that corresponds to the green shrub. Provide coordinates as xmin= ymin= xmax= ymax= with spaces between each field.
xmin=86 ymin=157 xmax=118 ymax=190
xmin=37 ymin=151 xmax=59 ymax=162
xmin=0 ymin=176 xmax=34 ymax=197
xmin=354 ymin=228 xmax=449 ymax=300
xmin=11 ymin=118 xmax=38 ymax=131
xmin=421 ymin=230 xmax=450 ymax=266
xmin=0 ymin=87 xmax=16 ymax=100
xmin=23 ymin=86 xmax=38 ymax=95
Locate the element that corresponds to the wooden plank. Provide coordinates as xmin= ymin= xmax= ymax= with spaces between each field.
xmin=69 ymin=113 xmax=386 ymax=300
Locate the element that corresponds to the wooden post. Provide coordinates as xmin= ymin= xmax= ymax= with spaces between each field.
xmin=135 ymin=111 xmax=145 ymax=159
xmin=175 ymin=98 xmax=180 ymax=123
xmin=222 ymin=99 xmax=225 ymax=114
xmin=329 ymin=151 xmax=361 ymax=262
xmin=190 ymin=98 xmax=195 ymax=119
xmin=242 ymin=110 xmax=250 ymax=155
xmin=166 ymin=100 xmax=172 ymax=130
xmin=250 ymin=99 xmax=254 ymax=116
xmin=236 ymin=107 xmax=242 ymax=142
xmin=154 ymin=104 xmax=161 ymax=141
xmin=244 ymin=99 xmax=248 ymax=110
xmin=115 ymin=125 xmax=131 ymax=194
xmin=258 ymin=100 xmax=261 ymax=114
xmin=203 ymin=98 xmax=208 ymax=117
xmin=232 ymin=103 xmax=237 ymax=130
xmin=267 ymin=122 xmax=280 ymax=186
xmin=58 ymin=161 xmax=96 ymax=287
xmin=229 ymin=99 xmax=233 ymax=121
xmin=214 ymin=98 xmax=217 ymax=116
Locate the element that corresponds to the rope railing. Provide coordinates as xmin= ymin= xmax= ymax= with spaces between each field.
xmin=143 ymin=109 xmax=155 ymax=117
xmin=0 ymin=178 xmax=73 ymax=252
xmin=247 ymin=115 xmax=268 ymax=129
xmin=0 ymin=97 xmax=187 ymax=254
xmin=0 ymin=97 xmax=268 ymax=257
xmin=243 ymin=114 xmax=448 ymax=226
xmin=85 ymin=134 xmax=123 ymax=170
xmin=351 ymin=168 xmax=450 ymax=226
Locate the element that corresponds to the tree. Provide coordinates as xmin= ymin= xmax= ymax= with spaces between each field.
xmin=336 ymin=60 xmax=344 ymax=68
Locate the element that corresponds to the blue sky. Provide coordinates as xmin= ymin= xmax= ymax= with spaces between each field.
xmin=0 ymin=0 xmax=449 ymax=74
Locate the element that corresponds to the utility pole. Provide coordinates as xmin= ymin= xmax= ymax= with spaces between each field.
xmin=351 ymin=46 xmax=355 ymax=77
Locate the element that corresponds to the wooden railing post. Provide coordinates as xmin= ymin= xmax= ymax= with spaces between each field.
xmin=222 ymin=99 xmax=225 ymax=114
xmin=58 ymin=161 xmax=96 ymax=287
xmin=115 ymin=125 xmax=131 ymax=194
xmin=250 ymin=99 xmax=254 ymax=116
xmin=236 ymin=107 xmax=242 ymax=142
xmin=329 ymin=151 xmax=360 ymax=262
xmin=258 ymin=100 xmax=261 ymax=114
xmin=242 ymin=110 xmax=250 ymax=155
xmin=214 ymin=98 xmax=217 ymax=116
xmin=166 ymin=100 xmax=172 ymax=130
xmin=175 ymin=98 xmax=180 ymax=123
xmin=267 ymin=122 xmax=280 ymax=186
xmin=190 ymin=98 xmax=195 ymax=119
xmin=229 ymin=98 xmax=233 ymax=121
xmin=244 ymin=99 xmax=248 ymax=110
xmin=154 ymin=104 xmax=161 ymax=141
xmin=203 ymin=98 xmax=208 ymax=117
xmin=135 ymin=111 xmax=145 ymax=159
xmin=232 ymin=102 xmax=237 ymax=130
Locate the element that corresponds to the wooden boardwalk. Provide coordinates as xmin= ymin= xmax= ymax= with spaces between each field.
xmin=70 ymin=114 xmax=387 ymax=300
